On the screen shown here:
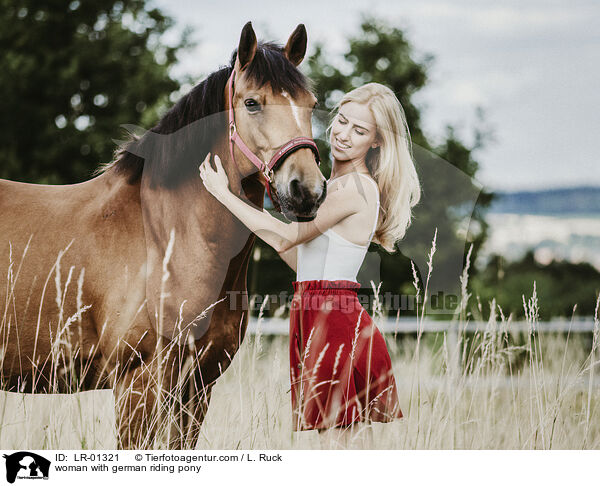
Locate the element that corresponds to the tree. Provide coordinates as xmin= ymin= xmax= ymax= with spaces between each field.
xmin=250 ymin=18 xmax=494 ymax=317
xmin=471 ymin=251 xmax=600 ymax=320
xmin=0 ymin=0 xmax=187 ymax=184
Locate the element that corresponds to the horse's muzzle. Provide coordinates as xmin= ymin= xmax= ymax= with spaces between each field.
xmin=278 ymin=179 xmax=326 ymax=222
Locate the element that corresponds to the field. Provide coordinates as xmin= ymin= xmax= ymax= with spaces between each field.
xmin=1 ymin=240 xmax=599 ymax=450
xmin=1 ymin=316 xmax=598 ymax=449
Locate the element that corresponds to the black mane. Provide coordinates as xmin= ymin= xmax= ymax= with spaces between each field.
xmin=103 ymin=42 xmax=310 ymax=188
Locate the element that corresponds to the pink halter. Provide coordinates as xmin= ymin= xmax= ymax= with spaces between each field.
xmin=227 ymin=69 xmax=320 ymax=211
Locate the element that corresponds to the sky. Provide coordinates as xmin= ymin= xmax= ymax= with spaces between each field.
xmin=152 ymin=0 xmax=599 ymax=192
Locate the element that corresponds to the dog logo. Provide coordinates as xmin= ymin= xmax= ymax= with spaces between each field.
xmin=3 ymin=452 xmax=51 ymax=483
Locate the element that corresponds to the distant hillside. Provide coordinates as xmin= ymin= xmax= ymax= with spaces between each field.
xmin=490 ymin=186 xmax=600 ymax=215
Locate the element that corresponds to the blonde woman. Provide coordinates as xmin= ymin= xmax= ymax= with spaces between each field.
xmin=200 ymin=83 xmax=420 ymax=433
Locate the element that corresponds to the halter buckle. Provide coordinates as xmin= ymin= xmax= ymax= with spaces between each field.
xmin=263 ymin=166 xmax=274 ymax=183
xmin=229 ymin=123 xmax=236 ymax=138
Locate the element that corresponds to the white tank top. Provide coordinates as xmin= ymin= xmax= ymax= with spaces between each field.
xmin=296 ymin=173 xmax=380 ymax=283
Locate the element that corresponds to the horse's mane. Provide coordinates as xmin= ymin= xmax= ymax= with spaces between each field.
xmin=98 ymin=42 xmax=310 ymax=188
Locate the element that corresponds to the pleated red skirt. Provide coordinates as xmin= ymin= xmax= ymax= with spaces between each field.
xmin=289 ymin=279 xmax=403 ymax=431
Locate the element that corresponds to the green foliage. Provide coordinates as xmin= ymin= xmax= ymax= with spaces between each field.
xmin=471 ymin=251 xmax=600 ymax=320
xmin=0 ymin=0 xmax=186 ymax=184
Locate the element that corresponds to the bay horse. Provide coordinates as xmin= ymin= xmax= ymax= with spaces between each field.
xmin=0 ymin=22 xmax=325 ymax=448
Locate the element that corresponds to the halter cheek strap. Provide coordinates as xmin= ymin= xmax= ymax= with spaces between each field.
xmin=226 ymin=69 xmax=320 ymax=211
xmin=228 ymin=78 xmax=271 ymax=180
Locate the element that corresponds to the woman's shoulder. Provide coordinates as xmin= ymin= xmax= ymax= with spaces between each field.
xmin=328 ymin=171 xmax=377 ymax=186
xmin=328 ymin=172 xmax=379 ymax=199
xmin=356 ymin=172 xmax=379 ymax=193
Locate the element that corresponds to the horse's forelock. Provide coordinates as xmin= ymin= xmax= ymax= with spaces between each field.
xmin=234 ymin=42 xmax=311 ymax=97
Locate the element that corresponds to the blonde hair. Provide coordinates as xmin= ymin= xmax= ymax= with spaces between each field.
xmin=332 ymin=83 xmax=421 ymax=252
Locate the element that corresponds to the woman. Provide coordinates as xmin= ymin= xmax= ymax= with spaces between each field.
xmin=199 ymin=83 xmax=420 ymax=433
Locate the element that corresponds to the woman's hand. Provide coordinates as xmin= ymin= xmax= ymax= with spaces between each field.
xmin=199 ymin=153 xmax=230 ymax=199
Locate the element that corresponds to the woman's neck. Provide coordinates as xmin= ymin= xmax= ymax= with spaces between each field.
xmin=329 ymin=158 xmax=370 ymax=181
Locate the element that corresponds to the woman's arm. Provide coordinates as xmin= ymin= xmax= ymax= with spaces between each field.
xmin=259 ymin=208 xmax=297 ymax=271
xmin=278 ymin=246 xmax=297 ymax=272
xmin=199 ymin=154 xmax=364 ymax=253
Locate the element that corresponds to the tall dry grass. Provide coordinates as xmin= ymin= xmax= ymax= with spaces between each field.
xmin=0 ymin=236 xmax=598 ymax=449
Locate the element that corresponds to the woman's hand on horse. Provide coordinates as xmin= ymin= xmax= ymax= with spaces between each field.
xmin=199 ymin=153 xmax=230 ymax=199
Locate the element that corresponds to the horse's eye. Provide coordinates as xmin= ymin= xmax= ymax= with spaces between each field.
xmin=244 ymin=99 xmax=262 ymax=113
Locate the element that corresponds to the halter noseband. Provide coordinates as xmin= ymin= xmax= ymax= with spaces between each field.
xmin=227 ymin=69 xmax=320 ymax=212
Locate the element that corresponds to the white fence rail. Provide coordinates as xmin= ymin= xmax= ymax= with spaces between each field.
xmin=247 ymin=317 xmax=598 ymax=335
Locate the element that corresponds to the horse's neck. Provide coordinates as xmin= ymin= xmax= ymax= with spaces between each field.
xmin=91 ymin=134 xmax=265 ymax=246
xmin=192 ymin=146 xmax=265 ymax=246
xmin=139 ymin=142 xmax=266 ymax=341
xmin=198 ymin=138 xmax=265 ymax=244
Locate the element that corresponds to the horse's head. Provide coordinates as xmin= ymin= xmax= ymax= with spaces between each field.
xmin=228 ymin=22 xmax=326 ymax=222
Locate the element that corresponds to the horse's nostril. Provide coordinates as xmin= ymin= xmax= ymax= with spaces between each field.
xmin=288 ymin=178 xmax=326 ymax=210
xmin=289 ymin=178 xmax=303 ymax=200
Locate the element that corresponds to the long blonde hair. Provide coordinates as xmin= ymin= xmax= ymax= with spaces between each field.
xmin=334 ymin=83 xmax=421 ymax=252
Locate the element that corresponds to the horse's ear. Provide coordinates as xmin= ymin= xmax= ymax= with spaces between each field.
xmin=284 ymin=24 xmax=307 ymax=66
xmin=235 ymin=21 xmax=257 ymax=71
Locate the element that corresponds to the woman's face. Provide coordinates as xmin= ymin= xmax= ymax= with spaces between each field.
xmin=330 ymin=101 xmax=379 ymax=163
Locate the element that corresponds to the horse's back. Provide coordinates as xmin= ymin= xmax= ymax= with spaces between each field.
xmin=0 ymin=177 xmax=99 ymax=277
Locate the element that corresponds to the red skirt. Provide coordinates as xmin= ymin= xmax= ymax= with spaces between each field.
xmin=289 ymin=279 xmax=403 ymax=431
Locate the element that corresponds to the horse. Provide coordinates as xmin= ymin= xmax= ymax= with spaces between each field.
xmin=0 ymin=22 xmax=325 ymax=449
